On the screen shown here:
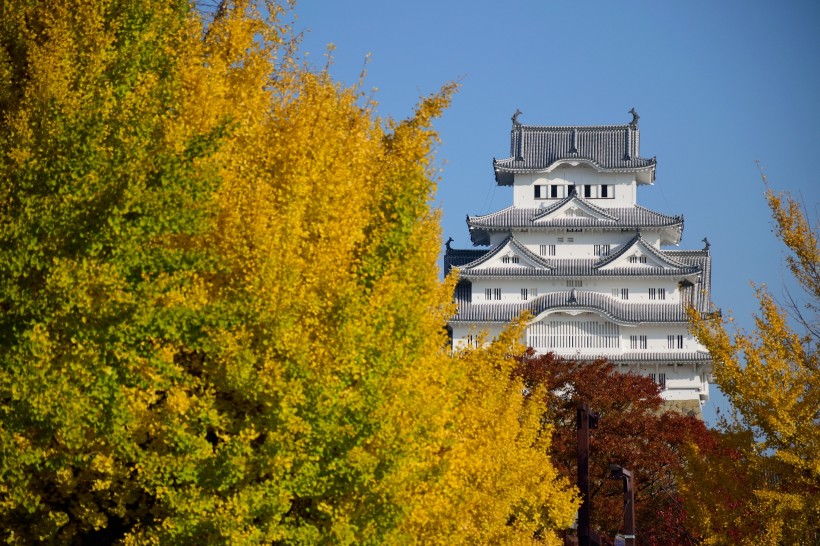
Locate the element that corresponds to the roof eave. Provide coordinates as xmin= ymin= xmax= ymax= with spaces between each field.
xmin=493 ymin=157 xmax=657 ymax=180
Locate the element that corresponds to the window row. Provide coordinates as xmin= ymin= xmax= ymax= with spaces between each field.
xmin=627 ymin=335 xmax=686 ymax=350
xmin=520 ymin=288 xmax=539 ymax=300
xmin=629 ymin=335 xmax=647 ymax=350
xmin=485 ymin=288 xmax=502 ymax=300
xmin=612 ymin=287 xmax=667 ymax=300
xmin=481 ymin=287 xmax=670 ymax=301
xmin=538 ymin=242 xmax=610 ymax=256
xmin=533 ymin=184 xmax=616 ymax=200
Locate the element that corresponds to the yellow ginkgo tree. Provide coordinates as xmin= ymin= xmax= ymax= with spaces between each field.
xmin=0 ymin=1 xmax=577 ymax=543
xmin=686 ymin=187 xmax=820 ymax=545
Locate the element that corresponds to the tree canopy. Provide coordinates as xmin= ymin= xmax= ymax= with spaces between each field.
xmin=0 ymin=1 xmax=577 ymax=543
xmin=686 ymin=187 xmax=820 ymax=545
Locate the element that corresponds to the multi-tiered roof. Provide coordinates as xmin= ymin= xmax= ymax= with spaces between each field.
xmin=446 ymin=111 xmax=713 ymax=412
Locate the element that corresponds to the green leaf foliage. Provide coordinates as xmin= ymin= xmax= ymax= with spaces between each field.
xmin=0 ymin=1 xmax=577 ymax=544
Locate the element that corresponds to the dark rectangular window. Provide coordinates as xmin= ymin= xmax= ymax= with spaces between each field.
xmin=485 ymin=288 xmax=501 ymax=301
xmin=584 ymin=184 xmax=593 ymax=198
xmin=600 ymin=184 xmax=608 ymax=198
xmin=650 ymin=373 xmax=667 ymax=390
xmin=650 ymin=288 xmax=667 ymax=300
xmin=667 ymin=335 xmax=684 ymax=349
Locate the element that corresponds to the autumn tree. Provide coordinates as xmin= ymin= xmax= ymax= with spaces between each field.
xmin=686 ymin=187 xmax=820 ymax=544
xmin=0 ymin=0 xmax=576 ymax=543
xmin=515 ymin=352 xmax=710 ymax=545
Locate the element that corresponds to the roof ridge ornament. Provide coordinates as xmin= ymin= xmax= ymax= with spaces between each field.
xmin=512 ymin=109 xmax=523 ymax=127
xmin=702 ymin=237 xmax=710 ymax=251
xmin=628 ymin=108 xmax=639 ymax=127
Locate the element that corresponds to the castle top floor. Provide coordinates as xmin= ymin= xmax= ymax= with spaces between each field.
xmin=493 ymin=110 xmax=656 ymax=208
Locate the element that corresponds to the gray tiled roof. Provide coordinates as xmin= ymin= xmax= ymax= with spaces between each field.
xmin=451 ymin=290 xmax=691 ymax=324
xmin=493 ymin=123 xmax=656 ymax=186
xmin=458 ymin=235 xmax=554 ymax=270
xmin=593 ymin=233 xmax=692 ymax=270
xmin=458 ymin=258 xmax=700 ymax=279
xmin=447 ymin=233 xmax=705 ymax=279
xmin=467 ymin=198 xmax=682 ymax=245
xmin=665 ymin=249 xmax=712 ymax=312
xmin=444 ymin=249 xmax=487 ymax=274
xmin=553 ymin=351 xmax=712 ymax=364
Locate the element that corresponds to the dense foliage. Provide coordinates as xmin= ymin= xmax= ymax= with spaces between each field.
xmin=514 ymin=352 xmax=710 ymax=545
xmin=687 ymin=188 xmax=820 ymax=545
xmin=0 ymin=1 xmax=577 ymax=543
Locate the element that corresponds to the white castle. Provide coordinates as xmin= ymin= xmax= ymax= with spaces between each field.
xmin=445 ymin=111 xmax=712 ymax=415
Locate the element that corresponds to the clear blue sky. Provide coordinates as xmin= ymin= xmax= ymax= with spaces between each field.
xmin=293 ymin=0 xmax=820 ymax=426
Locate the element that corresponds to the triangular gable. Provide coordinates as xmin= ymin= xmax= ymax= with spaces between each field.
xmin=533 ymin=194 xmax=618 ymax=223
xmin=595 ymin=234 xmax=693 ymax=272
xmin=461 ymin=235 xmax=554 ymax=272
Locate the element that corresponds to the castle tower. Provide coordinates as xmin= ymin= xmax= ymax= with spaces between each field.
xmin=445 ymin=111 xmax=713 ymax=415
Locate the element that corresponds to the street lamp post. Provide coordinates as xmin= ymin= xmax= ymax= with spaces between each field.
xmin=609 ymin=464 xmax=635 ymax=546
xmin=577 ymin=404 xmax=600 ymax=546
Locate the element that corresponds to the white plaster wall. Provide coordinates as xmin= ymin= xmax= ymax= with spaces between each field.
xmin=470 ymin=278 xmax=546 ymax=303
xmin=513 ymin=230 xmax=634 ymax=248
xmin=513 ymin=230 xmax=664 ymax=258
xmin=451 ymin=318 xmax=711 ymax=402
xmin=468 ymin=276 xmax=683 ymax=305
xmin=513 ymin=168 xmax=636 ymax=208
xmin=485 ymin=230 xmax=666 ymax=257
xmin=451 ymin=324 xmax=506 ymax=349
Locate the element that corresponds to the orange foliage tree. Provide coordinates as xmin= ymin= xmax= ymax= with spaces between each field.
xmin=514 ymin=352 xmax=711 ymax=545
